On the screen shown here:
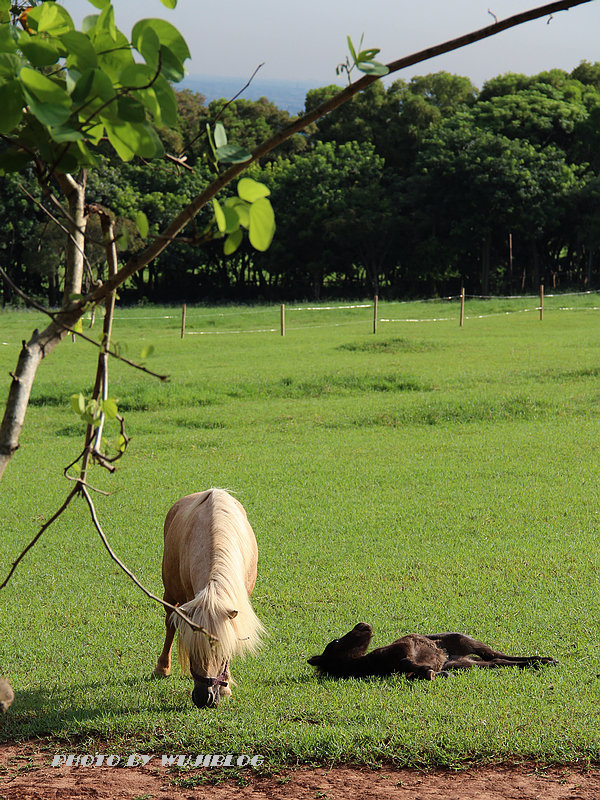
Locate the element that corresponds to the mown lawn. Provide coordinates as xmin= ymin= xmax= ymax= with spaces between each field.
xmin=1 ymin=295 xmax=600 ymax=767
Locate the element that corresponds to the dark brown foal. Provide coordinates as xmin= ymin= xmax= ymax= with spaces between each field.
xmin=308 ymin=623 xmax=557 ymax=680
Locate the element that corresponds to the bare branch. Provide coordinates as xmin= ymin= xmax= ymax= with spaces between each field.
xmin=17 ymin=183 xmax=96 ymax=285
xmin=0 ymin=267 xmax=169 ymax=382
xmin=164 ymin=153 xmax=194 ymax=172
xmin=79 ymin=484 xmax=217 ymax=642
xmin=213 ymin=63 xmax=265 ymax=125
xmin=0 ymin=486 xmax=79 ymax=590
xmin=181 ymin=62 xmax=265 ymax=158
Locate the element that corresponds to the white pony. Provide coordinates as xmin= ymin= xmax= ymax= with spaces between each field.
xmin=153 ymin=489 xmax=263 ymax=707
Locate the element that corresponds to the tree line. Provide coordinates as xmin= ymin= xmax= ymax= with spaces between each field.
xmin=3 ymin=61 xmax=600 ymax=304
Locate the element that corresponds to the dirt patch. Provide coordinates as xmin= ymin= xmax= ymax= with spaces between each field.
xmin=1 ymin=743 xmax=599 ymax=800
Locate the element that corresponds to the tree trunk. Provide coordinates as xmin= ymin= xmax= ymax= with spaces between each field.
xmin=0 ymin=171 xmax=88 ymax=480
xmin=0 ymin=307 xmax=85 ymax=480
xmin=56 ymin=172 xmax=88 ymax=306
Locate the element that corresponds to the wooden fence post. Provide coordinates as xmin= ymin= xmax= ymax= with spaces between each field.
xmin=181 ymin=303 xmax=186 ymax=339
xmin=460 ymin=287 xmax=465 ymax=327
xmin=280 ymin=303 xmax=285 ymax=336
xmin=539 ymin=284 xmax=544 ymax=321
xmin=373 ymin=295 xmax=378 ymax=334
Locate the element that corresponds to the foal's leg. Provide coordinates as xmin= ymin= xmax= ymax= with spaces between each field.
xmin=153 ymin=604 xmax=176 ymax=677
xmin=427 ymin=633 xmax=557 ymax=668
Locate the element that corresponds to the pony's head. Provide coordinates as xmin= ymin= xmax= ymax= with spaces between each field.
xmin=190 ymin=660 xmax=231 ymax=708
xmin=308 ymin=622 xmax=373 ymax=675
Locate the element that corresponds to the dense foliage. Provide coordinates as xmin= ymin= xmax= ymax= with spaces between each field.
xmin=4 ymin=60 xmax=600 ymax=304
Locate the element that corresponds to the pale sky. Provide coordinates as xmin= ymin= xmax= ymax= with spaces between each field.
xmin=61 ymin=1 xmax=600 ymax=89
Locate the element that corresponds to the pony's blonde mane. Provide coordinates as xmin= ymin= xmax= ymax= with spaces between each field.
xmin=172 ymin=489 xmax=263 ymax=674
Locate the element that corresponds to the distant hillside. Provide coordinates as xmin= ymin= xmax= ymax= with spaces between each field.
xmin=181 ymin=75 xmax=342 ymax=115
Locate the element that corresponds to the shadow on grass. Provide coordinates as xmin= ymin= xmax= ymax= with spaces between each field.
xmin=0 ymin=674 xmax=191 ymax=741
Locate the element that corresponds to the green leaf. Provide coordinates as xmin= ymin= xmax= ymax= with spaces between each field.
xmin=159 ymin=0 xmax=177 ymax=7
xmin=27 ymin=3 xmax=74 ymax=35
xmin=238 ymin=177 xmax=270 ymax=202
xmin=131 ymin=19 xmax=190 ymax=65
xmin=356 ymin=47 xmax=380 ymax=62
xmin=0 ymin=26 xmax=18 ymax=55
xmin=91 ymin=29 xmax=134 ymax=82
xmin=347 ymin=35 xmax=358 ymax=64
xmin=216 ymin=143 xmax=252 ymax=164
xmin=103 ymin=119 xmax=161 ymax=161
xmin=61 ymin=31 xmax=98 ymax=70
xmin=222 ymin=205 xmax=241 ymax=234
xmin=224 ymin=229 xmax=243 ymax=255
xmin=157 ymin=44 xmax=184 ymax=83
xmin=20 ymin=66 xmax=71 ymax=105
xmin=20 ymin=67 xmax=72 ymax=127
xmin=140 ymin=344 xmax=155 ymax=359
xmin=224 ymin=197 xmax=250 ymax=228
xmin=85 ymin=398 xmax=102 ymax=423
xmin=18 ymin=33 xmax=63 ymax=67
xmin=248 ymin=196 xmax=275 ymax=251
xmin=152 ymin=75 xmax=177 ymax=126
xmin=134 ymin=23 xmax=160 ymax=71
xmin=135 ymin=210 xmax=149 ymax=238
xmin=0 ymin=147 xmax=32 ymax=173
xmin=212 ymin=198 xmax=226 ymax=233
xmin=356 ymin=61 xmax=389 ymax=77
xmin=131 ymin=18 xmax=189 ymax=80
xmin=0 ymin=53 xmax=22 ymax=78
xmin=0 ymin=80 xmax=23 ymax=133
xmin=214 ymin=122 xmax=227 ymax=148
xmin=102 ymin=397 xmax=118 ymax=420
xmin=118 ymin=62 xmax=155 ymax=89
xmin=117 ymin=95 xmax=146 ymax=122
xmin=48 ymin=123 xmax=85 ymax=143
xmin=96 ymin=4 xmax=116 ymax=41
xmin=71 ymin=392 xmax=86 ymax=416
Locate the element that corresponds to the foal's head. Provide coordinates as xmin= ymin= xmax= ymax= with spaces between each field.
xmin=308 ymin=622 xmax=373 ymax=674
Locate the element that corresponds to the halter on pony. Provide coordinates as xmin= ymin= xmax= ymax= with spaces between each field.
xmin=191 ymin=660 xmax=229 ymax=688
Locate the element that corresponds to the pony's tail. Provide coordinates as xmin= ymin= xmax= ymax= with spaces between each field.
xmin=172 ymin=581 xmax=263 ymax=675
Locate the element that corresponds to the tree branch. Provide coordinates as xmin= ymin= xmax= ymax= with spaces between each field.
xmin=0 ymin=486 xmax=79 ymax=590
xmin=0 ymin=267 xmax=168 ymax=381
xmin=79 ymin=484 xmax=217 ymax=642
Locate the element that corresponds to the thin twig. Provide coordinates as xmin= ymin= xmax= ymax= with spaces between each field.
xmin=164 ymin=153 xmax=194 ymax=172
xmin=17 ymin=183 xmax=96 ymax=284
xmin=180 ymin=62 xmax=265 ymax=158
xmin=213 ymin=63 xmax=265 ymax=125
xmin=79 ymin=484 xmax=217 ymax=642
xmin=0 ymin=486 xmax=79 ymax=590
xmin=0 ymin=267 xmax=169 ymax=382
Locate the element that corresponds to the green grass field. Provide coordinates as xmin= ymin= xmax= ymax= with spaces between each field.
xmin=1 ymin=295 xmax=600 ymax=768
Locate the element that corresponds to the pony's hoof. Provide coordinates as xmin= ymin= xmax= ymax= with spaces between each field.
xmin=152 ymin=667 xmax=171 ymax=678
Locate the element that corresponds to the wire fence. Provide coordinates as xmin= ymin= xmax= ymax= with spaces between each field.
xmin=169 ymin=289 xmax=600 ymax=337
xmin=2 ymin=289 xmax=600 ymax=347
